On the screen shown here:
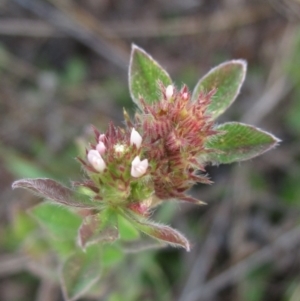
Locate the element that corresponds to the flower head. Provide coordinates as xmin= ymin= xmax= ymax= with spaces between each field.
xmin=136 ymin=85 xmax=217 ymax=202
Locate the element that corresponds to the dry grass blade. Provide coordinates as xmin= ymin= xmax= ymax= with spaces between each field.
xmin=35 ymin=279 xmax=60 ymax=301
xmin=178 ymin=199 xmax=232 ymax=301
xmin=106 ymin=4 xmax=273 ymax=38
xmin=0 ymin=19 xmax=63 ymax=38
xmin=12 ymin=0 xmax=128 ymax=71
xmin=183 ymin=225 xmax=300 ymax=301
xmin=0 ymin=254 xmax=29 ymax=277
xmin=242 ymin=24 xmax=297 ymax=124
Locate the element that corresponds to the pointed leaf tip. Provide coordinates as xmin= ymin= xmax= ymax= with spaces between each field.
xmin=129 ymin=44 xmax=172 ymax=108
xmin=192 ymin=59 xmax=247 ymax=120
xmin=12 ymin=178 xmax=97 ymax=208
xmin=206 ymin=122 xmax=280 ymax=164
xmin=124 ymin=212 xmax=190 ymax=251
xmin=143 ymin=223 xmax=190 ymax=251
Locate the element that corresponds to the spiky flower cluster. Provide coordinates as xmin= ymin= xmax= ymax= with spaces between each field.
xmin=79 ymin=84 xmax=217 ymax=217
xmin=11 ymin=46 xmax=280 ymax=301
xmin=137 ymin=85 xmax=218 ymax=204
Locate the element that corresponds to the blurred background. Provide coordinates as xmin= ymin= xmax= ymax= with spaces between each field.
xmin=1 ymin=0 xmax=300 ymax=300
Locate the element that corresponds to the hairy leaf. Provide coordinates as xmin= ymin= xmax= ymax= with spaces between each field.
xmin=137 ymin=220 xmax=189 ymax=251
xmin=124 ymin=212 xmax=190 ymax=251
xmin=50 ymin=237 xmax=76 ymax=258
xmin=192 ymin=60 xmax=247 ymax=119
xmin=206 ymin=122 xmax=280 ymax=164
xmin=121 ymin=238 xmax=166 ymax=253
xmin=102 ymin=244 xmax=124 ymax=267
xmin=129 ymin=44 xmax=172 ymax=108
xmin=12 ymin=178 xmax=97 ymax=208
xmin=61 ymin=245 xmax=101 ymax=301
xmin=78 ymin=213 xmax=119 ymax=249
xmin=117 ymin=214 xmax=140 ymax=241
xmin=29 ymin=202 xmax=82 ymax=240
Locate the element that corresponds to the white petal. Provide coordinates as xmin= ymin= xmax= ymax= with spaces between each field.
xmin=140 ymin=158 xmax=148 ymax=168
xmin=166 ymin=85 xmax=174 ymax=100
xmin=131 ymin=156 xmax=148 ymax=178
xmin=131 ymin=155 xmax=141 ymax=166
xmin=130 ymin=128 xmax=142 ymax=149
xmin=87 ymin=150 xmax=106 ymax=172
xmin=96 ymin=141 xmax=106 ymax=155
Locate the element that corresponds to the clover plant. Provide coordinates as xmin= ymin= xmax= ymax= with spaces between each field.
xmin=12 ymin=45 xmax=279 ymax=300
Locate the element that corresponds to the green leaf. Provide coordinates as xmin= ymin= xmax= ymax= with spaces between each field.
xmin=12 ymin=178 xmax=97 ymax=209
xmin=2 ymin=211 xmax=38 ymax=251
xmin=61 ymin=245 xmax=101 ymax=301
xmin=121 ymin=237 xmax=165 ymax=253
xmin=129 ymin=44 xmax=172 ymax=108
xmin=102 ymin=244 xmax=124 ymax=267
xmin=205 ymin=122 xmax=280 ymax=164
xmin=50 ymin=237 xmax=76 ymax=258
xmin=29 ymin=202 xmax=82 ymax=240
xmin=13 ymin=211 xmax=37 ymax=242
xmin=134 ymin=219 xmax=190 ymax=251
xmin=123 ymin=212 xmax=190 ymax=251
xmin=192 ymin=60 xmax=247 ymax=119
xmin=78 ymin=211 xmax=119 ymax=249
xmin=117 ymin=214 xmax=140 ymax=241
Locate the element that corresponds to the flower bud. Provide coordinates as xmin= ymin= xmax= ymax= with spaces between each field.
xmin=166 ymin=85 xmax=174 ymax=100
xmin=98 ymin=134 xmax=106 ymax=142
xmin=96 ymin=141 xmax=106 ymax=155
xmin=182 ymin=92 xmax=188 ymax=100
xmin=87 ymin=150 xmax=106 ymax=172
xmin=131 ymin=156 xmax=148 ymax=178
xmin=130 ymin=128 xmax=142 ymax=149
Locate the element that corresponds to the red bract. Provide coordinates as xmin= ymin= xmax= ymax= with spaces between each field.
xmin=135 ymin=85 xmax=219 ymax=203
